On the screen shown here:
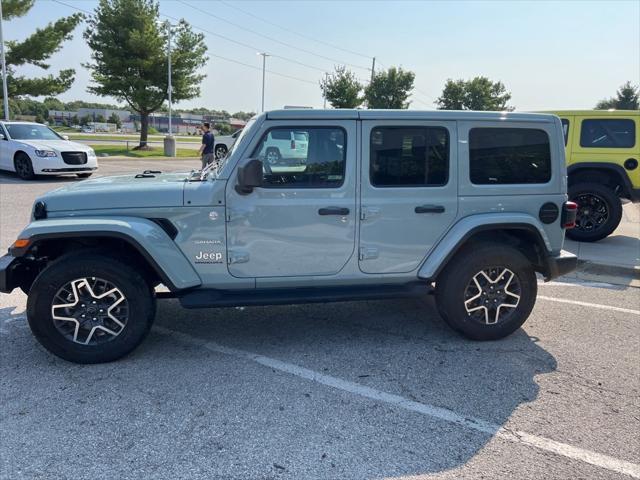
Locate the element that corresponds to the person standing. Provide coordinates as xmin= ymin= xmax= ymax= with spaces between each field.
xmin=199 ymin=122 xmax=215 ymax=168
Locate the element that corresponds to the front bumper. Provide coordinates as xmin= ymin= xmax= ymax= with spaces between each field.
xmin=0 ymin=254 xmax=19 ymax=293
xmin=542 ymin=249 xmax=578 ymax=280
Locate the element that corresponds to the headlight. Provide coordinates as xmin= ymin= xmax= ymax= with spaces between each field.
xmin=35 ymin=150 xmax=57 ymax=157
xmin=88 ymin=148 xmax=96 ymax=156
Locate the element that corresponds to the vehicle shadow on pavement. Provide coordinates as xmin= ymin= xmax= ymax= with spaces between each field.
xmin=1 ymin=294 xmax=558 ymax=479
xmin=135 ymin=296 xmax=558 ymax=478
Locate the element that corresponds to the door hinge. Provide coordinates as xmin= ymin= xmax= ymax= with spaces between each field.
xmin=228 ymin=250 xmax=250 ymax=264
xmin=359 ymin=246 xmax=379 ymax=261
xmin=360 ymin=206 xmax=381 ymax=221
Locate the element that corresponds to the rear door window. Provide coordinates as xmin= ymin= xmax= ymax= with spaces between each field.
xmin=370 ymin=126 xmax=449 ymax=187
xmin=469 ymin=128 xmax=552 ymax=184
xmin=580 ymin=119 xmax=635 ymax=148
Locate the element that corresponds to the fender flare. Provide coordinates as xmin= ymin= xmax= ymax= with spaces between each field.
xmin=567 ymin=162 xmax=636 ymax=200
xmin=417 ymin=213 xmax=551 ymax=281
xmin=11 ymin=216 xmax=201 ymax=291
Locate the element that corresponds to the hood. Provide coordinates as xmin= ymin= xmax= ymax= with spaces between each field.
xmin=38 ymin=172 xmax=191 ymax=212
xmin=15 ymin=139 xmax=93 ymax=152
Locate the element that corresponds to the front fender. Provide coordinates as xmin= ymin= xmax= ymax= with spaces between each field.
xmin=12 ymin=216 xmax=201 ymax=291
xmin=417 ymin=213 xmax=552 ymax=280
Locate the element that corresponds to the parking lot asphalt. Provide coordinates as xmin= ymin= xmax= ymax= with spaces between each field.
xmin=1 ymin=161 xmax=639 ymax=479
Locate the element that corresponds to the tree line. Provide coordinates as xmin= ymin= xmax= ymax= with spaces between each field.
xmin=1 ymin=0 xmax=638 ymax=149
xmin=321 ymin=65 xmax=639 ymax=112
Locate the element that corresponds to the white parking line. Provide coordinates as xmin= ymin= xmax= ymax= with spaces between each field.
xmin=156 ymin=326 xmax=640 ymax=479
xmin=538 ymin=296 xmax=640 ymax=316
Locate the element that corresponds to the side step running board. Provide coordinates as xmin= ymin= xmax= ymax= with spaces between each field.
xmin=171 ymin=281 xmax=431 ymax=309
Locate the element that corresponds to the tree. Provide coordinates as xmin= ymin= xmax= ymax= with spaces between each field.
xmin=231 ymin=111 xmax=256 ymax=121
xmin=95 ymin=114 xmax=106 ymax=123
xmin=320 ymin=66 xmax=363 ymax=108
xmin=436 ymin=77 xmax=513 ymax=111
xmin=84 ymin=0 xmax=208 ymax=148
xmin=0 ymin=0 xmax=83 ymax=116
xmin=364 ymin=67 xmax=415 ymax=109
xmin=80 ymin=115 xmax=92 ymax=126
xmin=108 ymin=112 xmax=122 ymax=127
xmin=596 ymin=81 xmax=639 ymax=110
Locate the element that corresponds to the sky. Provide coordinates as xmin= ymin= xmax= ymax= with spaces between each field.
xmin=4 ymin=0 xmax=640 ymax=113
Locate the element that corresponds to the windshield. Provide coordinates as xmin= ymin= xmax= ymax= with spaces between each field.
xmin=200 ymin=118 xmax=256 ymax=180
xmin=5 ymin=123 xmax=62 ymax=141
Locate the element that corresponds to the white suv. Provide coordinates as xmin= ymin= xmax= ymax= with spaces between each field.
xmin=0 ymin=121 xmax=99 ymax=180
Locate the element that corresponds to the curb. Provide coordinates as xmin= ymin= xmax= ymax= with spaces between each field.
xmin=570 ymin=259 xmax=640 ymax=287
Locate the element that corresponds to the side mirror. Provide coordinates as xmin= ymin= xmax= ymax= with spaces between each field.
xmin=62 ymin=134 xmax=69 ymax=140
xmin=235 ymin=158 xmax=263 ymax=195
xmin=0 ymin=133 xmax=5 ymax=140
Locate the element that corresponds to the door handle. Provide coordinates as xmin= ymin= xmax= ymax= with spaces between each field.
xmin=415 ymin=205 xmax=445 ymax=214
xmin=318 ymin=207 xmax=350 ymax=216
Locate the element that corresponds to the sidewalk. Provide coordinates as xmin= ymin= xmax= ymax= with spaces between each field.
xmin=564 ymin=203 xmax=640 ymax=287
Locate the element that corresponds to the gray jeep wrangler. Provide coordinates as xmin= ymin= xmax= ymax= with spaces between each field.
xmin=0 ymin=110 xmax=578 ymax=363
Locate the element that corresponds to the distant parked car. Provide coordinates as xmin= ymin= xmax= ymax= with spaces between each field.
xmin=214 ymin=129 xmax=243 ymax=159
xmin=0 ymin=121 xmax=98 ymax=180
xmin=256 ymin=129 xmax=309 ymax=165
xmin=82 ymin=126 xmax=94 ymax=133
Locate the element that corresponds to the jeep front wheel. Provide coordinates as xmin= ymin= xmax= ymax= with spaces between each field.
xmin=567 ymin=182 xmax=623 ymax=242
xmin=435 ymin=244 xmax=537 ymax=340
xmin=26 ymin=253 xmax=156 ymax=363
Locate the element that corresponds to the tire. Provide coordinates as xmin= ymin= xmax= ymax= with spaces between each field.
xmin=435 ymin=244 xmax=537 ymax=341
xmin=77 ymin=173 xmax=93 ymax=179
xmin=265 ymin=147 xmax=281 ymax=165
xmin=214 ymin=144 xmax=227 ymax=160
xmin=14 ymin=152 xmax=35 ymax=180
xmin=26 ymin=253 xmax=156 ymax=363
xmin=567 ymin=182 xmax=623 ymax=242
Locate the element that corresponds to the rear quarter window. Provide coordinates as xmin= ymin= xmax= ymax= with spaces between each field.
xmin=469 ymin=128 xmax=552 ymax=185
xmin=579 ymin=119 xmax=636 ymax=148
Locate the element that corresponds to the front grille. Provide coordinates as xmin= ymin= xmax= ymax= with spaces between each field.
xmin=61 ymin=152 xmax=88 ymax=165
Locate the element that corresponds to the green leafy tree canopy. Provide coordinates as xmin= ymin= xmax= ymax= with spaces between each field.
xmin=596 ymin=81 xmax=639 ymax=110
xmin=108 ymin=112 xmax=122 ymax=127
xmin=320 ymin=66 xmax=363 ymax=109
xmin=0 ymin=0 xmax=83 ymax=116
xmin=84 ymin=0 xmax=208 ymax=148
xmin=364 ymin=67 xmax=415 ymax=109
xmin=436 ymin=77 xmax=513 ymax=111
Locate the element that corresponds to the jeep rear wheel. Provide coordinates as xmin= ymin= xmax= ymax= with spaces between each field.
xmin=435 ymin=244 xmax=537 ymax=340
xmin=27 ymin=253 xmax=156 ymax=363
xmin=567 ymin=182 xmax=622 ymax=242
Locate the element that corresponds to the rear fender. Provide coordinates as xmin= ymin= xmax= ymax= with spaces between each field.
xmin=418 ymin=213 xmax=552 ymax=280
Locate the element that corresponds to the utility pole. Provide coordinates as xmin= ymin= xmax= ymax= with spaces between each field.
xmin=370 ymin=57 xmax=376 ymax=84
xmin=323 ymin=72 xmax=330 ymax=109
xmin=0 ymin=0 xmax=8 ymax=120
xmin=258 ymin=52 xmax=269 ymax=112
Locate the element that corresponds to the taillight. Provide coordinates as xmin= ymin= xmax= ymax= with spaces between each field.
xmin=291 ymin=139 xmax=296 ymax=149
xmin=562 ymin=201 xmax=578 ymax=229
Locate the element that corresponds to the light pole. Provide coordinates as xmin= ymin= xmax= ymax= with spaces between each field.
xmin=166 ymin=21 xmax=172 ymax=136
xmin=257 ymin=52 xmax=269 ymax=112
xmin=0 ymin=0 xmax=9 ymax=120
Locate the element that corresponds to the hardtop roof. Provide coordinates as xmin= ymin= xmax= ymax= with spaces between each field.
xmin=266 ymin=109 xmax=558 ymax=123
